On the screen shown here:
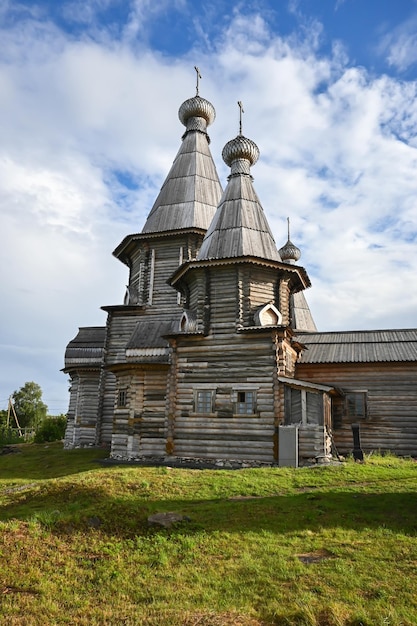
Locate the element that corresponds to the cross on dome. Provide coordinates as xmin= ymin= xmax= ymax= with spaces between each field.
xmin=238 ymin=100 xmax=244 ymax=135
xmin=194 ymin=65 xmax=202 ymax=96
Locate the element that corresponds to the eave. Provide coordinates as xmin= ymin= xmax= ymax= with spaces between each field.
xmin=101 ymin=304 xmax=145 ymax=314
xmin=278 ymin=375 xmax=341 ymax=395
xmin=113 ymin=228 xmax=207 ymax=266
xmin=169 ymin=256 xmax=311 ymax=292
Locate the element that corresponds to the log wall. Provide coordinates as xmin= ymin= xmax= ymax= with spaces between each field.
xmin=128 ymin=235 xmax=204 ymax=314
xmin=63 ymin=370 xmax=101 ymax=447
xmin=97 ymin=370 xmax=116 ymax=444
xmin=296 ymin=362 xmax=417 ymax=456
xmin=110 ymin=367 xmax=168 ymax=458
xmin=169 ymin=265 xmax=279 ymax=462
xmin=63 ymin=374 xmax=78 ymax=448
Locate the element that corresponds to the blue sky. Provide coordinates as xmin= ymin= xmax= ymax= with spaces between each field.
xmin=1 ymin=0 xmax=417 ymax=414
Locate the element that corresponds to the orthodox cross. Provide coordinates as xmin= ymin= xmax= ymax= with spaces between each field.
xmin=287 ymin=217 xmax=291 ymax=241
xmin=194 ymin=66 xmax=202 ymax=96
xmin=238 ymin=100 xmax=244 ymax=135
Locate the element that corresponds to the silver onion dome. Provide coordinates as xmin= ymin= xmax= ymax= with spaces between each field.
xmin=222 ymin=135 xmax=260 ymax=167
xmin=178 ymin=96 xmax=216 ymax=133
xmin=279 ymin=218 xmax=301 ymax=264
xmin=279 ymin=238 xmax=301 ymax=264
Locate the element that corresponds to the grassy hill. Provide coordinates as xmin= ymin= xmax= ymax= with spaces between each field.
xmin=0 ymin=443 xmax=416 ymax=625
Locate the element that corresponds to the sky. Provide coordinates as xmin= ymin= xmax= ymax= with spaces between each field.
xmin=1 ymin=0 xmax=417 ymax=415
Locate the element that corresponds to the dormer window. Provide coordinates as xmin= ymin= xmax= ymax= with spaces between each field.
xmin=254 ymin=303 xmax=282 ymax=326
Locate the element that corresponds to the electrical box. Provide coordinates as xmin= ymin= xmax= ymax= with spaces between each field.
xmin=278 ymin=425 xmax=299 ymax=467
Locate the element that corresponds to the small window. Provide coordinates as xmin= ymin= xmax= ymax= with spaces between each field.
xmin=195 ymin=390 xmax=214 ymax=413
xmin=235 ymin=391 xmax=255 ymax=415
xmin=345 ymin=392 xmax=367 ymax=418
xmin=118 ymin=389 xmax=127 ymax=407
xmin=254 ymin=303 xmax=282 ymax=327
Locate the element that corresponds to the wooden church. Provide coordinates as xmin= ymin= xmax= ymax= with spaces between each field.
xmin=63 ymin=79 xmax=417 ymax=465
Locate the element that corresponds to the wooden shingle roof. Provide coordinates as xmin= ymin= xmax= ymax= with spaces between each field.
xmin=197 ymin=174 xmax=281 ymax=261
xmin=296 ymin=329 xmax=417 ymax=364
xmin=291 ymin=291 xmax=317 ymax=332
xmin=64 ymin=327 xmax=106 ymax=369
xmin=125 ymin=318 xmax=181 ymax=363
xmin=197 ymin=135 xmax=280 ymax=262
xmin=126 ymin=319 xmax=180 ymax=349
xmin=141 ymin=125 xmax=223 ymax=234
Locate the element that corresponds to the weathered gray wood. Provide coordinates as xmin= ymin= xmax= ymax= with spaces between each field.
xmin=64 ymin=93 xmax=417 ymax=467
xmin=296 ymin=362 xmax=417 ymax=456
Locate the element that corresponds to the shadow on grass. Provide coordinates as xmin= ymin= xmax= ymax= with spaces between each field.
xmin=0 ymin=443 xmax=110 ymax=479
xmin=2 ymin=480 xmax=417 ymax=537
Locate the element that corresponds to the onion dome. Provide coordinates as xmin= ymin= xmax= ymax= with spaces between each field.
xmin=222 ymin=135 xmax=260 ymax=176
xmin=279 ymin=218 xmax=301 ymax=264
xmin=178 ymin=96 xmax=216 ymax=135
xmin=279 ymin=239 xmax=301 ymax=263
xmin=197 ymin=105 xmax=280 ymax=262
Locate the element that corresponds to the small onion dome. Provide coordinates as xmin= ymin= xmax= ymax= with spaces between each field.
xmin=278 ymin=238 xmax=301 ymax=264
xmin=178 ymin=96 xmax=216 ymax=133
xmin=222 ymin=135 xmax=260 ymax=167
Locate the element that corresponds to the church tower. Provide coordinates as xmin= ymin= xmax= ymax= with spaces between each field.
xmin=64 ymin=74 xmax=223 ymax=453
xmin=63 ymin=84 xmax=328 ymax=465
xmin=165 ymin=104 xmax=312 ymax=462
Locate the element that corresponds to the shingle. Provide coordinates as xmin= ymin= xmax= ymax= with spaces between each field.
xmin=197 ymin=174 xmax=280 ymax=262
xmin=142 ymin=132 xmax=223 ymax=233
xmin=296 ymin=329 xmax=417 ymax=363
xmin=64 ymin=327 xmax=106 ymax=367
xmin=126 ymin=319 xmax=181 ymax=349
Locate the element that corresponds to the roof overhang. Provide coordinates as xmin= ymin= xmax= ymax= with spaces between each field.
xmin=169 ymin=256 xmax=311 ymax=292
xmin=113 ymin=228 xmax=207 ymax=266
xmin=278 ymin=375 xmax=340 ymax=395
xmin=101 ymin=304 xmax=145 ymax=315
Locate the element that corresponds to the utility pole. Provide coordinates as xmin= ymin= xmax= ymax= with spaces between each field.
xmin=7 ymin=396 xmax=23 ymax=437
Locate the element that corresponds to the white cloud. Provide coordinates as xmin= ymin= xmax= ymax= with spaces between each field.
xmin=378 ymin=14 xmax=417 ymax=72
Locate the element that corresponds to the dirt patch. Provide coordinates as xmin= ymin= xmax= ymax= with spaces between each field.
xmin=296 ymin=548 xmax=334 ymax=564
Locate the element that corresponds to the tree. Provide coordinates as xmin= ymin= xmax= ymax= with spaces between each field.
xmin=12 ymin=382 xmax=48 ymax=429
xmin=34 ymin=414 xmax=67 ymax=443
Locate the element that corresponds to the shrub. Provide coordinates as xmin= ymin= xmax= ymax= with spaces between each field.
xmin=34 ymin=415 xmax=67 ymax=443
xmin=0 ymin=426 xmax=21 ymax=445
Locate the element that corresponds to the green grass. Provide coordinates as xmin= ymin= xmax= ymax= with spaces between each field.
xmin=0 ymin=444 xmax=416 ymax=625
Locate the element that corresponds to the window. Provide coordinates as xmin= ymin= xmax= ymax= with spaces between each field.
xmin=195 ymin=390 xmax=214 ymax=413
xmin=254 ymin=303 xmax=282 ymax=327
xmin=345 ymin=392 xmax=367 ymax=418
xmin=235 ymin=391 xmax=255 ymax=415
xmin=118 ymin=389 xmax=127 ymax=407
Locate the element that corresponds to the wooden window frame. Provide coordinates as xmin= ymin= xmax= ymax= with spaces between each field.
xmin=194 ymin=390 xmax=215 ymax=414
xmin=233 ymin=390 xmax=257 ymax=416
xmin=345 ymin=391 xmax=367 ymax=419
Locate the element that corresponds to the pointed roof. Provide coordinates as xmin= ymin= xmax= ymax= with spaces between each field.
xmin=279 ymin=218 xmax=317 ymax=331
xmin=291 ymin=291 xmax=317 ymax=332
xmin=141 ymin=95 xmax=223 ymax=234
xmin=197 ymin=133 xmax=281 ymax=262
